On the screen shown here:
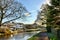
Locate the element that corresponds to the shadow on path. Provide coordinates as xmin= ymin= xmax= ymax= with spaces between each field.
xmin=35 ymin=32 xmax=50 ymax=40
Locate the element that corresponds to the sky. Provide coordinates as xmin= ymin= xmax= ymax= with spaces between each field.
xmin=15 ymin=0 xmax=46 ymax=24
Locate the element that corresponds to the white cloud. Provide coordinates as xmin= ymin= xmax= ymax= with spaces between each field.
xmin=24 ymin=13 xmax=30 ymax=16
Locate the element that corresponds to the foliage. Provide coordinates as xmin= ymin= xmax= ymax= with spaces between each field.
xmin=41 ymin=0 xmax=60 ymax=27
xmin=47 ymin=0 xmax=60 ymax=27
xmin=51 ymin=0 xmax=60 ymax=6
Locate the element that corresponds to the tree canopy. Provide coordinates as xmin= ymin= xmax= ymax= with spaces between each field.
xmin=0 ymin=0 xmax=29 ymax=26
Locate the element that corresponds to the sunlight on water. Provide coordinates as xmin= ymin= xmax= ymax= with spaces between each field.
xmin=0 ymin=31 xmax=39 ymax=40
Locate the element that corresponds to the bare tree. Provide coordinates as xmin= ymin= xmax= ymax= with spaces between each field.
xmin=0 ymin=0 xmax=29 ymax=26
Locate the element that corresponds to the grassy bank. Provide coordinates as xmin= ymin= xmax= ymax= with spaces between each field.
xmin=28 ymin=33 xmax=57 ymax=40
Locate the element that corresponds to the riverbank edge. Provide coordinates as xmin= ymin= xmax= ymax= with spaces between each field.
xmin=28 ymin=32 xmax=57 ymax=40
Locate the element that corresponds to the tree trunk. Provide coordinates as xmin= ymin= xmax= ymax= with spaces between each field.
xmin=0 ymin=17 xmax=1 ymax=26
xmin=0 ymin=8 xmax=4 ymax=27
xmin=46 ymin=26 xmax=51 ymax=33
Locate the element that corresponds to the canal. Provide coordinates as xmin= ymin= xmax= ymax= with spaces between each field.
xmin=0 ymin=31 xmax=40 ymax=40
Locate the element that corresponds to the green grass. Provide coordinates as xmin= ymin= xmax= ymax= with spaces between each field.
xmin=28 ymin=36 xmax=37 ymax=40
xmin=48 ymin=33 xmax=57 ymax=40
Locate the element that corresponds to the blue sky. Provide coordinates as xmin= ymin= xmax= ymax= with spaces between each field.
xmin=16 ymin=0 xmax=46 ymax=24
xmin=18 ymin=0 xmax=45 ymax=11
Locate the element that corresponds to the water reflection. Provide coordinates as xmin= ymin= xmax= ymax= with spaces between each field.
xmin=0 ymin=35 xmax=11 ymax=40
xmin=0 ymin=32 xmax=38 ymax=40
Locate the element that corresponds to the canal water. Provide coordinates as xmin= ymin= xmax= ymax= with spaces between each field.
xmin=0 ymin=31 xmax=40 ymax=40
